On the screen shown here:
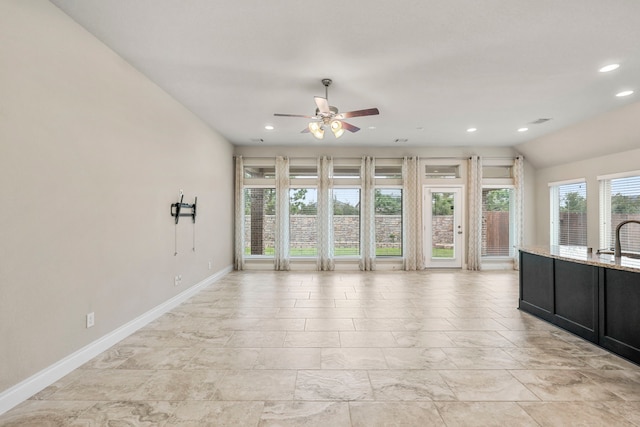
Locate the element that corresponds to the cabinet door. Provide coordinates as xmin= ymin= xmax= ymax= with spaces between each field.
xmin=519 ymin=252 xmax=554 ymax=322
xmin=554 ymin=259 xmax=598 ymax=341
xmin=600 ymin=268 xmax=640 ymax=364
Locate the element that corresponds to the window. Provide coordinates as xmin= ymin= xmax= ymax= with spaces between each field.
xmin=244 ymin=188 xmax=276 ymax=256
xmin=599 ymin=173 xmax=640 ymax=252
xmin=375 ymin=189 xmax=402 ymax=256
xmin=289 ymin=188 xmax=318 ymax=256
xmin=289 ymin=164 xmax=318 ymax=180
xmin=482 ymin=188 xmax=513 ymax=257
xmin=244 ymin=166 xmax=275 ymax=180
xmin=483 ymin=165 xmax=512 ymax=179
xmin=550 ymin=180 xmax=587 ymax=247
xmin=333 ymin=188 xmax=360 ymax=256
xmin=239 ymin=157 xmax=407 ymax=265
xmin=425 ymin=164 xmax=459 ymax=179
xmin=375 ymin=166 xmax=402 ymax=180
xmin=333 ymin=166 xmax=361 ymax=179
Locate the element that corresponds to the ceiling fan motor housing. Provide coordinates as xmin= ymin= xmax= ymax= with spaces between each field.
xmin=316 ymin=105 xmax=339 ymax=123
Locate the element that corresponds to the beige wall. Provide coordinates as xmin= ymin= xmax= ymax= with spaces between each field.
xmin=533 ymin=147 xmax=640 ymax=248
xmin=0 ymin=1 xmax=234 ymax=392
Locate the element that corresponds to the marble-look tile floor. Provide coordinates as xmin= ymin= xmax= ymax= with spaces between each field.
xmin=2 ymin=270 xmax=640 ymax=426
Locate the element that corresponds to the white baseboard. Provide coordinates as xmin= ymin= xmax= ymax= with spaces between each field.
xmin=0 ymin=265 xmax=233 ymax=416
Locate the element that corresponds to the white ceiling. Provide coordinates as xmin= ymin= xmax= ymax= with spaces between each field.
xmin=50 ymin=0 xmax=640 ymax=166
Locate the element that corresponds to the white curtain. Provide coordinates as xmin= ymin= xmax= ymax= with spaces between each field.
xmin=274 ymin=156 xmax=290 ymax=271
xmin=467 ymin=155 xmax=483 ymax=270
xmin=234 ymin=156 xmax=245 ymax=270
xmin=403 ymin=157 xmax=423 ymax=270
xmin=360 ymin=156 xmax=376 ymax=271
xmin=317 ymin=156 xmax=335 ymax=271
xmin=513 ymin=155 xmax=525 ymax=270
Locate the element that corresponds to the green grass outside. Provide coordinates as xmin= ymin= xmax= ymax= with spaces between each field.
xmin=245 ymin=246 xmax=402 ymax=257
xmin=375 ymin=247 xmax=402 ymax=256
xmin=432 ymin=248 xmax=454 ymax=258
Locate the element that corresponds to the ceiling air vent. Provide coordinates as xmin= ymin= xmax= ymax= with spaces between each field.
xmin=530 ymin=118 xmax=552 ymax=125
xmin=250 ymin=138 xmax=264 ymax=143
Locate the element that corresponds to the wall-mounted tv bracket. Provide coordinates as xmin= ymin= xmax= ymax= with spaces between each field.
xmin=171 ymin=194 xmax=197 ymax=224
xmin=171 ymin=190 xmax=197 ymax=255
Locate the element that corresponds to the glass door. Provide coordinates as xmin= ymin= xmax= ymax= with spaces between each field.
xmin=424 ymin=187 xmax=463 ymax=268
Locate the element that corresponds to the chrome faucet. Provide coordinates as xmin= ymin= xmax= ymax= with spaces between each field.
xmin=614 ymin=220 xmax=640 ymax=258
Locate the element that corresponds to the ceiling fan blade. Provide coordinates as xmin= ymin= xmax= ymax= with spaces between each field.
xmin=314 ymin=96 xmax=330 ymax=114
xmin=337 ymin=107 xmax=380 ymax=119
xmin=341 ymin=121 xmax=360 ymax=133
xmin=274 ymin=113 xmax=314 ymax=118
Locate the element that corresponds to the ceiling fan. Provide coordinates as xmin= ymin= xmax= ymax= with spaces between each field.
xmin=274 ymin=78 xmax=380 ymax=139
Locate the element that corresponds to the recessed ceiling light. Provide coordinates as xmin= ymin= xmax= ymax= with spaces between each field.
xmin=599 ymin=64 xmax=620 ymax=73
xmin=467 ymin=128 xmax=477 ymax=133
xmin=368 ymin=126 xmax=377 ymax=130
xmin=264 ymin=125 xmax=274 ymax=130
xmin=616 ymin=90 xmax=634 ymax=97
xmin=517 ymin=127 xmax=529 ymax=132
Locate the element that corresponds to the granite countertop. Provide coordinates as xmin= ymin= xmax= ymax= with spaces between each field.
xmin=519 ymin=245 xmax=640 ymax=273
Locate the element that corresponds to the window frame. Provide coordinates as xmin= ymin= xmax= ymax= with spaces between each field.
xmin=243 ymin=186 xmax=276 ymax=258
xmin=374 ymin=186 xmax=403 ymax=258
xmin=288 ymin=186 xmax=319 ymax=258
xmin=331 ymin=187 xmax=362 ymax=257
xmin=598 ymin=169 xmax=640 ymax=251
xmin=481 ymin=184 xmax=515 ymax=259
xmin=549 ymin=178 xmax=587 ymax=247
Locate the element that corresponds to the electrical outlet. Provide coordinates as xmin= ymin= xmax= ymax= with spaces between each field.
xmin=174 ymin=275 xmax=180 ymax=286
xmin=86 ymin=312 xmax=95 ymax=328
xmin=208 ymin=261 xmax=212 ymax=270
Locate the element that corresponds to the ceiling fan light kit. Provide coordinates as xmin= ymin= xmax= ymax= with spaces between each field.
xmin=274 ymin=78 xmax=379 ymax=140
xmin=308 ymin=121 xmax=324 ymax=139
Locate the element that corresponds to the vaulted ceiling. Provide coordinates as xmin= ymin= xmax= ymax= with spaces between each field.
xmin=50 ymin=0 xmax=640 ymax=167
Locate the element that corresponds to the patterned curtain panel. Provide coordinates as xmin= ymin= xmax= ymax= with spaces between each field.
xmin=513 ymin=155 xmax=525 ymax=270
xmin=403 ymin=157 xmax=423 ymax=270
xmin=234 ymin=155 xmax=245 ymax=270
xmin=467 ymin=155 xmax=483 ymax=271
xmin=274 ymin=156 xmax=290 ymax=271
xmin=360 ymin=156 xmax=376 ymax=271
xmin=317 ymin=156 xmax=335 ymax=271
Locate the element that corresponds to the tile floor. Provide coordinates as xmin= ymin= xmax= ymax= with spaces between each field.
xmin=2 ymin=270 xmax=640 ymax=426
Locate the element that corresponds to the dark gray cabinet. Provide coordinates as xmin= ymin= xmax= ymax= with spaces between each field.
xmin=553 ymin=258 xmax=598 ymax=342
xmin=600 ymin=268 xmax=640 ymax=363
xmin=519 ymin=252 xmax=554 ymax=322
xmin=520 ymin=250 xmax=640 ymax=365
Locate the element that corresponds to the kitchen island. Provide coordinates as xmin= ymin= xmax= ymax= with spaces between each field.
xmin=519 ymin=246 xmax=640 ymax=365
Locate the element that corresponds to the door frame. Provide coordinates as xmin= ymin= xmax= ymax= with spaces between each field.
xmin=423 ymin=185 xmax=465 ymax=268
